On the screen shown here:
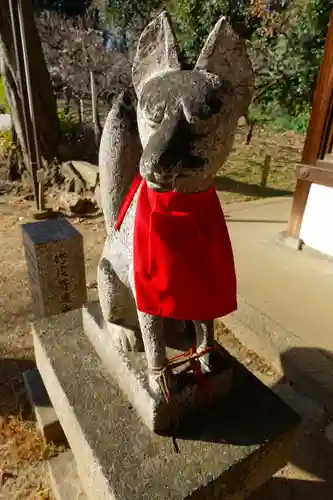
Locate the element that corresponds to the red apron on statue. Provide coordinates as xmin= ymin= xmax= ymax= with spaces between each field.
xmin=115 ymin=174 xmax=237 ymax=321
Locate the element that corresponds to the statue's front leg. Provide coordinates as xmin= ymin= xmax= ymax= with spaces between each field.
xmin=194 ymin=320 xmax=214 ymax=374
xmin=137 ymin=312 xmax=172 ymax=400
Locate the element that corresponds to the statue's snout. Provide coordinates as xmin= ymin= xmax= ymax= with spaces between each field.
xmin=139 ymin=113 xmax=180 ymax=184
xmin=140 ymin=113 xmax=207 ymax=188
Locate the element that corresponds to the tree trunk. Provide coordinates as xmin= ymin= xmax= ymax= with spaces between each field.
xmin=0 ymin=0 xmax=60 ymax=168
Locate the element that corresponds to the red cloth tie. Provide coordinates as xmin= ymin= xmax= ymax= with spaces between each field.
xmin=115 ymin=173 xmax=237 ymax=320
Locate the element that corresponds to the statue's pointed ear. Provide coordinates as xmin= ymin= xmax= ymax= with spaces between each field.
xmin=132 ymin=11 xmax=181 ymax=97
xmin=195 ymin=17 xmax=254 ymax=114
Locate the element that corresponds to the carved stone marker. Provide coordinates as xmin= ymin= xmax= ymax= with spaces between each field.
xmin=21 ymin=217 xmax=87 ymax=318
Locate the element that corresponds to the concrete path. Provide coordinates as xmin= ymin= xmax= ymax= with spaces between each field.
xmin=221 ymin=196 xmax=333 ymax=411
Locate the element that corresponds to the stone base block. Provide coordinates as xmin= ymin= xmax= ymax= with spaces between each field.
xmin=32 ymin=307 xmax=301 ymax=500
xmin=82 ymin=302 xmax=233 ymax=433
xmin=48 ymin=450 xmax=87 ymax=500
xmin=23 ymin=368 xmax=66 ymax=444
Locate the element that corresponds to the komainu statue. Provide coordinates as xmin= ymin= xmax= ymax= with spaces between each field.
xmin=97 ymin=11 xmax=253 ymax=432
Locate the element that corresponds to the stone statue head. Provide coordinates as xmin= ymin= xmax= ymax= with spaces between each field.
xmin=132 ymin=12 xmax=254 ymax=192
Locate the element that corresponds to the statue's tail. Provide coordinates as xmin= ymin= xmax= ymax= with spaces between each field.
xmin=98 ymin=91 xmax=142 ymax=234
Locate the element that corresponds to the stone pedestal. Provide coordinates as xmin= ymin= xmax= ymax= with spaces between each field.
xmin=82 ymin=302 xmax=233 ymax=433
xmin=21 ymin=217 xmax=87 ymax=318
xmin=32 ymin=307 xmax=300 ymax=500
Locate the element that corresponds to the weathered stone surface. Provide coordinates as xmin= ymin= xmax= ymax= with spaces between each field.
xmin=70 ymin=161 xmax=99 ymax=189
xmin=58 ymin=192 xmax=96 ymax=215
xmin=84 ymin=305 xmax=143 ymax=352
xmin=48 ymin=450 xmax=87 ymax=500
xmin=61 ymin=161 xmax=99 ymax=191
xmin=23 ymin=368 xmax=66 ymax=443
xmin=33 ymin=307 xmax=300 ymax=500
xmin=93 ymin=184 xmax=101 ymax=208
xmin=83 ymin=302 xmax=233 ymax=433
xmin=21 ymin=217 xmax=87 ymax=318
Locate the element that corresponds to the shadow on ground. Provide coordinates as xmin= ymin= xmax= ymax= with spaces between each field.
xmin=0 ymin=358 xmax=36 ymax=417
xmin=214 ymin=176 xmax=292 ymax=198
xmin=174 ymin=342 xmax=333 ymax=498
xmin=250 ymin=346 xmax=333 ymax=499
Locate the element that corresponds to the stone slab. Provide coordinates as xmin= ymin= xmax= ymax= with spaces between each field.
xmin=61 ymin=161 xmax=99 ymax=190
xmin=71 ymin=161 xmax=99 ymax=189
xmin=23 ymin=368 xmax=66 ymax=444
xmin=82 ymin=302 xmax=233 ymax=433
xmin=21 ymin=217 xmax=87 ymax=318
xmin=32 ymin=307 xmax=301 ymax=500
xmin=48 ymin=450 xmax=88 ymax=500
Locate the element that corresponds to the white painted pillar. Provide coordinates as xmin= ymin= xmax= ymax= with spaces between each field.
xmin=300 ymin=183 xmax=333 ymax=257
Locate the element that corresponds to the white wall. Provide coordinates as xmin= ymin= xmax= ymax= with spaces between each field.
xmin=300 ymin=183 xmax=333 ymax=257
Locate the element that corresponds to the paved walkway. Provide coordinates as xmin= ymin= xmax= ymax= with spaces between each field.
xmin=221 ymin=196 xmax=333 ymax=410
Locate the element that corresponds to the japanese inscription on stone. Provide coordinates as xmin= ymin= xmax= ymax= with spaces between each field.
xmin=21 ymin=217 xmax=87 ymax=318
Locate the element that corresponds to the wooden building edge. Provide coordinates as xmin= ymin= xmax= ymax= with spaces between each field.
xmin=287 ymin=9 xmax=333 ymax=257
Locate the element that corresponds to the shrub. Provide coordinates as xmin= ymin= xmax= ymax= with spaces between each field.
xmin=0 ymin=129 xmax=13 ymax=155
xmin=58 ymin=109 xmax=76 ymax=140
xmin=0 ymin=77 xmax=10 ymax=114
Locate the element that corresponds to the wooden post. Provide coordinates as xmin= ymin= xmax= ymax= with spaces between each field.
xmin=37 ymin=169 xmax=45 ymax=211
xmin=287 ymin=9 xmax=333 ymax=238
xmin=75 ymin=100 xmax=81 ymax=123
xmin=80 ymin=100 xmax=84 ymax=123
xmin=90 ymin=71 xmax=101 ymax=147
xmin=260 ymin=154 xmax=271 ymax=194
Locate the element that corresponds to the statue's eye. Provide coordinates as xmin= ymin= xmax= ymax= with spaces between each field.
xmin=150 ymin=103 xmax=165 ymax=124
xmin=143 ymin=100 xmax=165 ymax=126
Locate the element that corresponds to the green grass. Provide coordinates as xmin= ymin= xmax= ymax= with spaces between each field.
xmin=0 ymin=77 xmax=9 ymax=114
xmin=216 ymin=124 xmax=304 ymax=204
xmin=0 ymin=129 xmax=13 ymax=155
xmin=58 ymin=109 xmax=76 ymax=139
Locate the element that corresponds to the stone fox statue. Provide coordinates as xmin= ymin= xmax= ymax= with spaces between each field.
xmin=98 ymin=12 xmax=253 ymax=399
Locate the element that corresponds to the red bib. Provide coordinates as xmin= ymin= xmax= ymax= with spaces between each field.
xmin=116 ymin=174 xmax=237 ymax=321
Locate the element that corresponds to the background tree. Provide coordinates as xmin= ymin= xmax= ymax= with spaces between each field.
xmin=35 ymin=0 xmax=333 ymax=125
xmin=37 ymin=9 xmax=132 ymax=117
xmin=251 ymin=0 xmax=333 ymax=116
xmin=0 ymin=0 xmax=60 ymax=172
xmin=33 ymin=0 xmax=92 ymax=16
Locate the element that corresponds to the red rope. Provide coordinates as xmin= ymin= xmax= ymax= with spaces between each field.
xmin=167 ymin=344 xmax=214 ymax=370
